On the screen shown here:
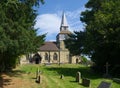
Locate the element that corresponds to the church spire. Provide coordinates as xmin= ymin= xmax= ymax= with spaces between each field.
xmin=60 ymin=12 xmax=69 ymax=31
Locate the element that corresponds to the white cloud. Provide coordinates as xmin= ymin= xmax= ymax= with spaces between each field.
xmin=34 ymin=13 xmax=61 ymax=41
xmin=34 ymin=8 xmax=85 ymax=41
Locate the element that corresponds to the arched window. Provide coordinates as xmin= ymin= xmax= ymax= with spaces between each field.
xmin=53 ymin=53 xmax=58 ymax=60
xmin=45 ymin=53 xmax=48 ymax=60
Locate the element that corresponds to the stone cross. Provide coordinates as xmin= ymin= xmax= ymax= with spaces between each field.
xmin=105 ymin=62 xmax=110 ymax=75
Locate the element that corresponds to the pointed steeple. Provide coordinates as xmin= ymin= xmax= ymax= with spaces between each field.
xmin=60 ymin=12 xmax=69 ymax=31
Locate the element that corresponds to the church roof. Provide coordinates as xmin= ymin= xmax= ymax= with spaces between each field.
xmin=39 ymin=42 xmax=59 ymax=51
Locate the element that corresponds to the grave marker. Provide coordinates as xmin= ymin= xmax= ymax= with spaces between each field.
xmin=113 ymin=78 xmax=120 ymax=84
xmin=103 ymin=62 xmax=110 ymax=78
xmin=60 ymin=74 xmax=64 ymax=79
xmin=97 ymin=81 xmax=111 ymax=88
xmin=36 ymin=75 xmax=41 ymax=84
xmin=105 ymin=62 xmax=110 ymax=75
xmin=82 ymin=78 xmax=91 ymax=87
xmin=35 ymin=68 xmax=42 ymax=84
xmin=76 ymin=71 xmax=81 ymax=83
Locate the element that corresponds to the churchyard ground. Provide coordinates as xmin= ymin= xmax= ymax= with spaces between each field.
xmin=0 ymin=64 xmax=120 ymax=88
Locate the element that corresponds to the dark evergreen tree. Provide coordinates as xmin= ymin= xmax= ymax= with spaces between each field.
xmin=81 ymin=0 xmax=120 ymax=75
xmin=65 ymin=0 xmax=120 ymax=75
xmin=0 ymin=0 xmax=45 ymax=71
xmin=64 ymin=31 xmax=85 ymax=56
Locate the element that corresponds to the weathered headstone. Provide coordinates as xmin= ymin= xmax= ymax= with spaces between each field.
xmin=35 ymin=68 xmax=42 ymax=84
xmin=76 ymin=71 xmax=81 ymax=83
xmin=82 ymin=78 xmax=91 ymax=87
xmin=113 ymin=78 xmax=120 ymax=84
xmin=97 ymin=81 xmax=111 ymax=88
xmin=36 ymin=75 xmax=41 ymax=84
xmin=60 ymin=74 xmax=64 ymax=79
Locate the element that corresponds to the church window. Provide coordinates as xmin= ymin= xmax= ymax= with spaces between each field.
xmin=45 ymin=53 xmax=48 ymax=60
xmin=53 ymin=53 xmax=58 ymax=60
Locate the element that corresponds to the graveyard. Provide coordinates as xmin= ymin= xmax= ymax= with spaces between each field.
xmin=0 ymin=64 xmax=120 ymax=88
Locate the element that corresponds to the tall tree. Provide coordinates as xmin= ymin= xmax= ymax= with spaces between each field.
xmin=65 ymin=0 xmax=120 ymax=75
xmin=64 ymin=31 xmax=85 ymax=56
xmin=80 ymin=0 xmax=120 ymax=74
xmin=0 ymin=0 xmax=45 ymax=71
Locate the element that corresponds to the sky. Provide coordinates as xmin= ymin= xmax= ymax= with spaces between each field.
xmin=34 ymin=0 xmax=88 ymax=41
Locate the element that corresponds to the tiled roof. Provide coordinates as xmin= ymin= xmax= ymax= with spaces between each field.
xmin=39 ymin=42 xmax=59 ymax=51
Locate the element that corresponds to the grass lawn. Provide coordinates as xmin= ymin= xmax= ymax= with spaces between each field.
xmin=1 ymin=64 xmax=120 ymax=88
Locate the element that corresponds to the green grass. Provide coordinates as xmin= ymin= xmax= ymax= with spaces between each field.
xmin=18 ymin=64 xmax=120 ymax=88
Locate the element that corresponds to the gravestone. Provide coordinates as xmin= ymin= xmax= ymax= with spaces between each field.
xmin=36 ymin=75 xmax=41 ymax=84
xmin=35 ymin=68 xmax=42 ymax=84
xmin=60 ymin=74 xmax=64 ymax=79
xmin=97 ymin=81 xmax=111 ymax=88
xmin=113 ymin=78 xmax=120 ymax=84
xmin=82 ymin=78 xmax=91 ymax=87
xmin=76 ymin=71 xmax=81 ymax=83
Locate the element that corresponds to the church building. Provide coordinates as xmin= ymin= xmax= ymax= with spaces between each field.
xmin=20 ymin=12 xmax=81 ymax=64
xmin=32 ymin=12 xmax=81 ymax=64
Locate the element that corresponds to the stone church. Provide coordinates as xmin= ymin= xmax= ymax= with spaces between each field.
xmin=20 ymin=12 xmax=81 ymax=64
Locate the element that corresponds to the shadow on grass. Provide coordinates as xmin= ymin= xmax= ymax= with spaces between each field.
xmin=69 ymin=80 xmax=76 ymax=83
xmin=0 ymin=70 xmax=26 ymax=88
xmin=5 ymin=70 xmax=26 ymax=77
xmin=45 ymin=65 xmax=101 ymax=79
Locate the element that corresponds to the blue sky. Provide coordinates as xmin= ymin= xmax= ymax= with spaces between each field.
xmin=34 ymin=0 xmax=88 ymax=41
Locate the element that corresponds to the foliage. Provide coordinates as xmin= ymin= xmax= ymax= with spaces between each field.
xmin=81 ymin=0 xmax=120 ymax=74
xmin=65 ymin=0 xmax=120 ymax=75
xmin=0 ymin=0 xmax=45 ymax=71
xmin=80 ymin=56 xmax=88 ymax=64
xmin=64 ymin=31 xmax=85 ymax=56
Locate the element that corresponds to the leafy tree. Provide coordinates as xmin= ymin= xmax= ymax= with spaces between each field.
xmin=65 ymin=0 xmax=120 ymax=75
xmin=64 ymin=31 xmax=85 ymax=56
xmin=0 ymin=0 xmax=45 ymax=71
xmin=80 ymin=0 xmax=120 ymax=74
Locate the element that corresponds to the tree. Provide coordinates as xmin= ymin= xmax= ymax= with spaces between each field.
xmin=0 ymin=0 xmax=45 ymax=71
xmin=80 ymin=0 xmax=120 ymax=74
xmin=64 ymin=31 xmax=85 ymax=56
xmin=65 ymin=0 xmax=120 ymax=75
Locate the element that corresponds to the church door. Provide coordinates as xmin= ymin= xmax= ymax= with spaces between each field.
xmin=33 ymin=53 xmax=42 ymax=64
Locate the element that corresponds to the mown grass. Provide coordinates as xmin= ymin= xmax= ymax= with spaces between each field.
xmin=18 ymin=64 xmax=120 ymax=88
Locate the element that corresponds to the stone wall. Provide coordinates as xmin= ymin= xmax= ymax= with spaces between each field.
xmin=38 ymin=51 xmax=59 ymax=63
xmin=20 ymin=55 xmax=29 ymax=65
